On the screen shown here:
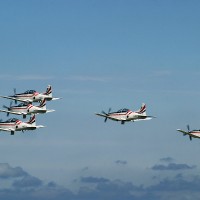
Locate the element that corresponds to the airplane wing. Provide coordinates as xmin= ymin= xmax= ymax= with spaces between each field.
xmin=95 ymin=113 xmax=108 ymax=118
xmin=176 ymin=129 xmax=195 ymax=137
xmin=0 ymin=109 xmax=27 ymax=116
xmin=0 ymin=127 xmax=15 ymax=132
xmin=0 ymin=95 xmax=33 ymax=103
xmin=177 ymin=129 xmax=188 ymax=135
xmin=95 ymin=113 xmax=119 ymax=121
xmin=176 ymin=129 xmax=196 ymax=140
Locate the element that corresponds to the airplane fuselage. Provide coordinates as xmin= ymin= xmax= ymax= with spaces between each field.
xmin=108 ymin=110 xmax=132 ymax=121
xmin=0 ymin=120 xmax=21 ymax=130
xmin=9 ymin=105 xmax=47 ymax=115
xmin=10 ymin=92 xmax=53 ymax=103
xmin=0 ymin=120 xmax=36 ymax=132
xmin=108 ymin=111 xmax=147 ymax=121
xmin=189 ymin=131 xmax=200 ymax=138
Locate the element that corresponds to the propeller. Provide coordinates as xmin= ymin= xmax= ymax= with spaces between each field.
xmin=186 ymin=124 xmax=192 ymax=141
xmin=13 ymin=88 xmax=17 ymax=104
xmin=3 ymin=101 xmax=13 ymax=117
xmin=102 ymin=108 xmax=111 ymax=122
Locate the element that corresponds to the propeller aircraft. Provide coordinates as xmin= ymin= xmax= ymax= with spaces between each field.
xmin=177 ymin=125 xmax=200 ymax=141
xmin=0 ymin=85 xmax=61 ymax=103
xmin=0 ymin=115 xmax=45 ymax=135
xmin=95 ymin=103 xmax=155 ymax=124
xmin=0 ymin=99 xmax=55 ymax=118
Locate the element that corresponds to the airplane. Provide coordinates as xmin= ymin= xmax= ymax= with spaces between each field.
xmin=95 ymin=103 xmax=155 ymax=124
xmin=0 ymin=99 xmax=55 ymax=118
xmin=177 ymin=125 xmax=200 ymax=141
xmin=0 ymin=115 xmax=45 ymax=135
xmin=0 ymin=85 xmax=61 ymax=103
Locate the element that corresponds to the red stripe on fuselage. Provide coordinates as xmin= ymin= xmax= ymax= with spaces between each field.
xmin=0 ymin=124 xmax=15 ymax=126
xmin=191 ymin=131 xmax=200 ymax=134
xmin=11 ymin=107 xmax=27 ymax=110
xmin=14 ymin=92 xmax=39 ymax=98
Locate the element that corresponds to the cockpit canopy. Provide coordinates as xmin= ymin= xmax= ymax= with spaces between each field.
xmin=24 ymin=90 xmax=36 ymax=94
xmin=116 ymin=108 xmax=129 ymax=113
xmin=17 ymin=102 xmax=29 ymax=107
xmin=5 ymin=118 xmax=19 ymax=123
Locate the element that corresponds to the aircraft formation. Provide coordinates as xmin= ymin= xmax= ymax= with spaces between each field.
xmin=0 ymin=84 xmax=198 ymax=141
xmin=0 ymin=85 xmax=61 ymax=135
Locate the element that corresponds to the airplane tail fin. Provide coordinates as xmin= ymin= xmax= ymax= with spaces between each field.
xmin=38 ymin=99 xmax=46 ymax=108
xmin=136 ymin=103 xmax=147 ymax=116
xmin=44 ymin=85 xmax=52 ymax=97
xmin=27 ymin=114 xmax=36 ymax=125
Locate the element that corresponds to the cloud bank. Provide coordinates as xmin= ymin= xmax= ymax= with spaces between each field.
xmin=151 ymin=163 xmax=196 ymax=171
xmin=0 ymin=161 xmax=200 ymax=200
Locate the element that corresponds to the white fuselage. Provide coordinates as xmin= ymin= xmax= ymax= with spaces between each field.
xmin=10 ymin=104 xmax=47 ymax=115
xmin=16 ymin=122 xmax=37 ymax=131
xmin=190 ymin=131 xmax=200 ymax=138
xmin=11 ymin=93 xmax=52 ymax=102
xmin=108 ymin=110 xmax=146 ymax=121
xmin=0 ymin=121 xmax=20 ymax=130
xmin=0 ymin=121 xmax=36 ymax=132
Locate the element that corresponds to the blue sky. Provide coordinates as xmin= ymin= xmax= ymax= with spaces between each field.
xmin=0 ymin=0 xmax=200 ymax=199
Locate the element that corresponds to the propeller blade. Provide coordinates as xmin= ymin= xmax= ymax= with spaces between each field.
xmin=102 ymin=108 xmax=111 ymax=123
xmin=189 ymin=135 xmax=192 ymax=141
xmin=13 ymin=89 xmax=17 ymax=104
xmin=187 ymin=124 xmax=190 ymax=132
xmin=102 ymin=111 xmax=108 ymax=116
xmin=3 ymin=105 xmax=9 ymax=109
xmin=3 ymin=105 xmax=11 ymax=111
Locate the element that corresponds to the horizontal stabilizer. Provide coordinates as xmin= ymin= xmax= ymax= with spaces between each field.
xmin=46 ymin=109 xmax=55 ymax=113
xmin=52 ymin=97 xmax=62 ymax=101
xmin=132 ymin=117 xmax=153 ymax=122
xmin=36 ymin=125 xmax=45 ymax=128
